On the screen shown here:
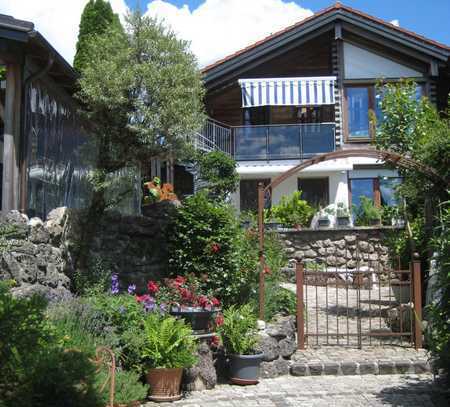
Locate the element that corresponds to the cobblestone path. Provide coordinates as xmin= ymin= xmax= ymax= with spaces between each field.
xmin=144 ymin=374 xmax=448 ymax=406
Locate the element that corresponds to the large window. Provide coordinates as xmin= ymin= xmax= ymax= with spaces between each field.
xmin=346 ymin=86 xmax=372 ymax=140
xmin=298 ymin=177 xmax=329 ymax=208
xmin=345 ymin=83 xmax=425 ymax=142
xmin=350 ymin=177 xmax=402 ymax=209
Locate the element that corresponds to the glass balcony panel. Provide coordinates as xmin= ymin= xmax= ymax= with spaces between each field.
xmin=234 ymin=126 xmax=267 ymax=160
xmin=268 ymin=125 xmax=300 ymax=159
xmin=301 ymin=123 xmax=335 ymax=157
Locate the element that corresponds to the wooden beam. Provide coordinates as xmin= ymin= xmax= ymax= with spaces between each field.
xmin=2 ymin=63 xmax=21 ymax=213
xmin=334 ymin=21 xmax=343 ymax=40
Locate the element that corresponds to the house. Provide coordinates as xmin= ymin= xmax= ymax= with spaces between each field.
xmin=0 ymin=13 xmax=91 ymax=219
xmin=201 ymin=3 xmax=450 ymax=214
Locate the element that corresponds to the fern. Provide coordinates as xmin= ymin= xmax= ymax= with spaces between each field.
xmin=139 ymin=314 xmax=197 ymax=369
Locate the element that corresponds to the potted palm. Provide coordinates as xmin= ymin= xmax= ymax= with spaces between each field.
xmin=139 ymin=313 xmax=198 ymax=402
xmin=217 ymin=304 xmax=263 ymax=385
xmin=354 ymin=197 xmax=382 ymax=226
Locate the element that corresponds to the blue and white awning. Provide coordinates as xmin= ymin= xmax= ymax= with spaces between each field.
xmin=238 ymin=76 xmax=336 ymax=108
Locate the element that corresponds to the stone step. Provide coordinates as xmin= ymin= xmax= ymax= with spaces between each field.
xmin=290 ymin=358 xmax=431 ymax=377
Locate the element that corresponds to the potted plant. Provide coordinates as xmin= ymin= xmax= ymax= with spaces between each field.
xmin=139 ymin=275 xmax=221 ymax=333
xmin=141 ymin=176 xmax=178 ymax=216
xmin=217 ymin=304 xmax=263 ymax=385
xmin=317 ymin=208 xmax=332 ymax=228
xmin=140 ymin=313 xmax=198 ymax=402
xmin=354 ymin=197 xmax=382 ymax=226
xmin=336 ymin=203 xmax=351 ymax=227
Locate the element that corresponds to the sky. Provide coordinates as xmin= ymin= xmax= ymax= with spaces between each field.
xmin=1 ymin=0 xmax=449 ymax=68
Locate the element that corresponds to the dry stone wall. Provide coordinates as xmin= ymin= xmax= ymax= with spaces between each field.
xmin=279 ymin=227 xmax=398 ymax=280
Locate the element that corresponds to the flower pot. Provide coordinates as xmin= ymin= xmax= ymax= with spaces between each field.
xmin=170 ymin=307 xmax=216 ymax=333
xmin=391 ymin=280 xmax=411 ymax=304
xmin=146 ymin=367 xmax=183 ymax=402
xmin=229 ymin=353 xmax=263 ymax=385
xmin=318 ymin=218 xmax=330 ymax=227
xmin=369 ymin=218 xmax=381 ymax=226
xmin=337 ymin=216 xmax=350 ymax=227
xmin=265 ymin=222 xmax=282 ymax=230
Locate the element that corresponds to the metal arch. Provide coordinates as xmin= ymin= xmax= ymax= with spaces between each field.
xmin=263 ymin=148 xmax=447 ymax=194
xmin=257 ymin=147 xmax=448 ymax=320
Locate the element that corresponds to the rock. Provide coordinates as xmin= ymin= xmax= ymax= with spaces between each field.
xmin=46 ymin=207 xmax=68 ymax=226
xmin=358 ymin=241 xmax=369 ymax=252
xmin=285 ymin=247 xmax=295 ymax=254
xmin=304 ymin=249 xmax=317 ymax=258
xmin=260 ymin=361 xmax=279 ymax=378
xmin=318 ymin=248 xmax=326 ymax=256
xmin=336 ymin=239 xmax=346 ymax=249
xmin=326 ymin=247 xmax=336 ymax=255
xmin=29 ymin=224 xmax=50 ymax=244
xmin=294 ymin=250 xmax=304 ymax=259
xmin=279 ymin=338 xmax=297 ymax=358
xmin=183 ymin=342 xmax=217 ymax=391
xmin=274 ymin=357 xmax=290 ymax=375
xmin=256 ymin=335 xmax=280 ymax=361
xmin=257 ymin=320 xmax=266 ymax=330
xmin=344 ymin=235 xmax=356 ymax=243
xmin=323 ymin=239 xmax=333 ymax=247
xmin=28 ymin=217 xmax=44 ymax=228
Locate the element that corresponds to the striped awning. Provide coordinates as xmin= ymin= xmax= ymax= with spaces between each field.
xmin=238 ymin=76 xmax=336 ymax=108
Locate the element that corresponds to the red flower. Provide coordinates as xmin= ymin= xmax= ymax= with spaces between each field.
xmin=197 ymin=295 xmax=209 ymax=308
xmin=263 ymin=265 xmax=272 ymax=275
xmin=173 ymin=276 xmax=186 ymax=287
xmin=135 ymin=294 xmax=150 ymax=303
xmin=211 ymin=297 xmax=220 ymax=307
xmin=211 ymin=243 xmax=220 ymax=253
xmin=215 ymin=314 xmax=224 ymax=327
xmin=179 ymin=287 xmax=193 ymax=302
xmin=147 ymin=281 xmax=159 ymax=294
xmin=210 ymin=335 xmax=220 ymax=347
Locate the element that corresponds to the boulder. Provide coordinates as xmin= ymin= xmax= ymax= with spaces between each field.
xmin=256 ymin=335 xmax=280 ymax=361
xmin=183 ymin=341 xmax=217 ymax=391
xmin=279 ymin=338 xmax=297 ymax=358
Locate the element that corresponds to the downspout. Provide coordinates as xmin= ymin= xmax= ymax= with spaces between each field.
xmin=19 ymin=53 xmax=54 ymax=213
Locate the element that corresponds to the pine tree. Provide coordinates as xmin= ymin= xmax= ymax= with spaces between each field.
xmin=73 ymin=0 xmax=121 ymax=73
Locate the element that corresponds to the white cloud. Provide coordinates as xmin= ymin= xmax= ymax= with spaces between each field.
xmin=145 ymin=0 xmax=313 ymax=67
xmin=0 ymin=0 xmax=128 ymax=65
xmin=390 ymin=19 xmax=400 ymax=27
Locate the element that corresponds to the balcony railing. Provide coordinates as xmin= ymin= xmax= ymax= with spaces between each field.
xmin=233 ymin=123 xmax=335 ymax=161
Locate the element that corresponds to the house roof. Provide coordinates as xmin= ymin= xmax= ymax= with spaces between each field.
xmin=202 ymin=2 xmax=450 ymax=84
xmin=0 ymin=13 xmax=78 ymax=89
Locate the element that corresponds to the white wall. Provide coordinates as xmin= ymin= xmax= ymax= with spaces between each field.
xmin=343 ymin=42 xmax=423 ymax=79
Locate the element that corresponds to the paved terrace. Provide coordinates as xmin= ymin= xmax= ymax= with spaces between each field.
xmin=144 ymin=374 xmax=449 ymax=406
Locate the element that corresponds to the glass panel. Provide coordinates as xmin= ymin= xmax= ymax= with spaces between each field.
xmin=351 ymin=178 xmax=374 ymax=208
xmin=302 ymin=123 xmax=335 ymax=156
xmin=380 ymin=177 xmax=402 ymax=206
xmin=268 ymin=125 xmax=300 ymax=159
xmin=298 ymin=178 xmax=329 ymax=208
xmin=347 ymin=87 xmax=370 ymax=139
xmin=239 ymin=179 xmax=270 ymax=212
xmin=234 ymin=126 xmax=267 ymax=160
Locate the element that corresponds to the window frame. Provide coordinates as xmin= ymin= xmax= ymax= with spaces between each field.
xmin=348 ymin=176 xmax=402 ymax=209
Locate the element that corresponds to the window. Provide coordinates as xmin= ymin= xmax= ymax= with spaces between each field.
xmin=346 ymin=86 xmax=372 ymax=140
xmin=350 ymin=178 xmax=374 ymax=208
xmin=350 ymin=177 xmax=402 ymax=209
xmin=298 ymin=177 xmax=329 ymax=208
xmin=345 ymin=83 xmax=425 ymax=141
xmin=240 ymin=179 xmax=270 ymax=212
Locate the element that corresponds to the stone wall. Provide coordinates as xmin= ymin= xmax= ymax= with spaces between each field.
xmin=279 ymin=227 xmax=398 ymax=280
xmin=0 ymin=204 xmax=175 ymax=298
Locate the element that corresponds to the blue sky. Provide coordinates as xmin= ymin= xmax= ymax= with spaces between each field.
xmin=127 ymin=0 xmax=450 ymax=46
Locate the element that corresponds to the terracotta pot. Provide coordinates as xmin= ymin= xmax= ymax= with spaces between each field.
xmin=146 ymin=367 xmax=183 ymax=402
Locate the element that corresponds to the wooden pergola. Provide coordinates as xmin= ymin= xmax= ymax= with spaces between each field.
xmin=256 ymin=148 xmax=448 ymax=320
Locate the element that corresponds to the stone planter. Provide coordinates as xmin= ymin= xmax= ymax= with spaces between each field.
xmin=170 ymin=307 xmax=217 ymax=333
xmin=229 ymin=353 xmax=263 ymax=385
xmin=318 ymin=218 xmax=330 ymax=228
xmin=337 ymin=216 xmax=350 ymax=227
xmin=146 ymin=367 xmax=183 ymax=402
xmin=391 ymin=280 xmax=411 ymax=304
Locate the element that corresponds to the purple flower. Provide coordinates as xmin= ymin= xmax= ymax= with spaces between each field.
xmin=127 ymin=284 xmax=136 ymax=295
xmin=111 ymin=274 xmax=119 ymax=295
xmin=144 ymin=297 xmax=156 ymax=312
xmin=159 ymin=303 xmax=167 ymax=314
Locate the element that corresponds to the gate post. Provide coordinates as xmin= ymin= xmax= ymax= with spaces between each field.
xmin=296 ymin=261 xmax=305 ymax=350
xmin=257 ymin=182 xmax=265 ymax=320
xmin=412 ymin=253 xmax=423 ymax=349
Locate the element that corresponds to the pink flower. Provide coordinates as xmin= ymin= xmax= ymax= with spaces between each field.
xmin=173 ymin=276 xmax=186 ymax=287
xmin=211 ymin=297 xmax=220 ymax=307
xmin=147 ymin=281 xmax=159 ymax=294
xmin=211 ymin=243 xmax=220 ymax=253
xmin=215 ymin=314 xmax=224 ymax=327
xmin=197 ymin=295 xmax=209 ymax=308
xmin=210 ymin=335 xmax=220 ymax=347
xmin=135 ymin=294 xmax=150 ymax=303
xmin=264 ymin=265 xmax=272 ymax=275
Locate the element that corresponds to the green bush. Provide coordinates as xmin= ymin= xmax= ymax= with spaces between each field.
xmin=0 ymin=282 xmax=103 ymax=407
xmin=168 ymin=191 xmax=249 ymax=306
xmin=196 ymin=150 xmax=239 ymax=199
xmin=269 ymin=191 xmax=313 ymax=228
xmin=218 ymin=304 xmax=259 ymax=355
xmin=260 ymin=282 xmax=296 ymax=322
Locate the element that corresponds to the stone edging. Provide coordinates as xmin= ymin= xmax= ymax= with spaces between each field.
xmin=290 ymin=359 xmax=431 ymax=376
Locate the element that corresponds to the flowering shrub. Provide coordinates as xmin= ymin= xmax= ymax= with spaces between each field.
xmin=136 ymin=274 xmax=220 ymax=311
